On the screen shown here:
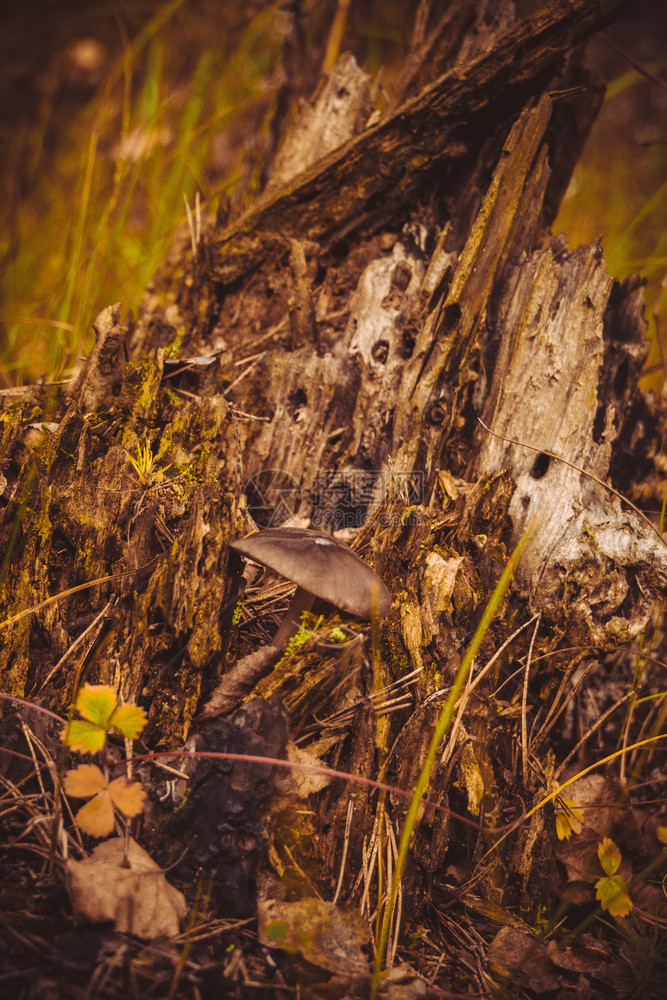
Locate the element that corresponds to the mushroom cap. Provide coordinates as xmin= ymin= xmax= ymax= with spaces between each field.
xmin=231 ymin=527 xmax=391 ymax=618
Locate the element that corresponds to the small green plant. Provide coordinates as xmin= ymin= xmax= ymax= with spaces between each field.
xmin=62 ymin=762 xmax=146 ymax=839
xmin=283 ymin=615 xmax=324 ymax=656
xmin=62 ymin=683 xmax=147 ymax=838
xmin=601 ymin=910 xmax=667 ymax=996
xmin=164 ymin=325 xmax=187 ymax=358
xmin=595 ymin=837 xmax=633 ymax=918
xmin=127 ymin=439 xmax=172 ymax=488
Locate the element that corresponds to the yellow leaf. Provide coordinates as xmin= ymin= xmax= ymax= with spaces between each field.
xmin=75 ymin=791 xmax=116 ymax=837
xmin=64 ymin=766 xmax=146 ymax=836
xmin=110 ymin=704 xmax=147 ymax=740
xmin=64 ymin=764 xmax=107 ymax=798
xmin=63 ymin=719 xmax=108 ymax=754
xmin=108 ymin=776 xmax=146 ymax=818
xmin=75 ymin=684 xmax=118 ymax=727
xmin=595 ymin=873 xmax=632 ymax=917
xmin=657 ymin=826 xmax=667 ymax=846
xmin=554 ymin=796 xmax=584 ymax=840
xmin=598 ymin=836 xmax=621 ymax=876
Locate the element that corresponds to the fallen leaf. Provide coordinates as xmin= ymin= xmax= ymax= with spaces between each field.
xmin=554 ymin=774 xmax=634 ymax=885
xmin=258 ymin=895 xmax=369 ymax=976
xmin=66 ymin=837 xmax=186 ymax=938
xmin=283 ymin=741 xmax=333 ymax=798
xmin=488 ymin=926 xmax=559 ymax=993
xmin=547 ymin=937 xmax=609 ymax=975
xmin=200 ymin=646 xmax=279 ymax=718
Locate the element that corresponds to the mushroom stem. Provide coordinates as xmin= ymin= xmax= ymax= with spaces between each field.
xmin=272 ymin=586 xmax=316 ymax=649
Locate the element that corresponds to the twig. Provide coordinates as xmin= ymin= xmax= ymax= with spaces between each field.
xmin=529 ymin=658 xmax=595 ymax=753
xmin=553 ymin=691 xmax=633 ymax=780
xmin=38 ymin=600 xmax=114 ymax=693
xmin=332 ymin=793 xmax=355 ymax=905
xmin=440 ymin=615 xmax=539 ymax=767
xmin=600 ymin=34 xmax=667 ymax=91
xmin=0 ymin=561 xmax=158 ymax=632
xmin=521 ymin=614 xmax=540 ymax=788
xmin=223 ymin=356 xmax=263 ymax=397
xmin=183 ymin=192 xmax=197 ymax=259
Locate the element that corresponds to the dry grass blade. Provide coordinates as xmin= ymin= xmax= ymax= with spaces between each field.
xmin=332 ymin=792 xmax=356 ymax=906
xmin=521 ymin=614 xmax=541 ymax=788
xmin=553 ymin=690 xmax=634 ymax=780
xmin=37 ymin=600 xmax=114 ymax=694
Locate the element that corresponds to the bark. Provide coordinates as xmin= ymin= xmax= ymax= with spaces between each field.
xmin=1 ymin=0 xmax=663 ymax=943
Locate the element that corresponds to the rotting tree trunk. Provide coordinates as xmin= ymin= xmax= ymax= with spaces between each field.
xmin=1 ymin=0 xmax=666 ymax=980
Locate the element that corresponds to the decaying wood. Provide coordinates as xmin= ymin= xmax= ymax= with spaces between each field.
xmin=475 ymin=248 xmax=667 ymax=646
xmin=74 ymin=302 xmax=128 ymax=413
xmin=201 ymin=0 xmax=624 ymax=287
xmin=0 ymin=0 xmax=663 ymax=962
xmin=267 ymin=51 xmax=373 ymax=191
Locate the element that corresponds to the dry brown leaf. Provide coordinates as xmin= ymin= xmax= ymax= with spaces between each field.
xmin=66 ymin=837 xmax=186 ymax=938
xmin=547 ymin=937 xmax=608 ymax=975
xmin=554 ymin=774 xmax=634 ymax=885
xmin=488 ymin=926 xmax=559 ymax=993
xmin=284 ymin=741 xmax=333 ymax=798
xmin=200 ymin=645 xmax=279 ymax=717
xmin=258 ymin=895 xmax=369 ymax=976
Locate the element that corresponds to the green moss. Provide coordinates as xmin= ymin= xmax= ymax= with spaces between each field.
xmin=182 ymin=681 xmax=202 ymax=721
xmin=36 ymin=475 xmax=53 ymax=547
xmin=116 ymin=359 xmax=164 ymax=443
xmin=382 ymin=616 xmax=412 ymax=679
xmin=164 ymin=326 xmax=187 ymax=358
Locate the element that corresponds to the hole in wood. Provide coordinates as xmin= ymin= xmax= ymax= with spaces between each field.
xmin=427 ymin=399 xmax=447 ymax=425
xmin=613 ymin=359 xmax=629 ymax=399
xmin=372 ymin=340 xmax=389 ymax=364
xmin=287 ymin=388 xmax=307 ymax=421
xmin=440 ymin=302 xmax=462 ymax=335
xmin=401 ymin=330 xmax=415 ymax=359
xmin=530 ymin=453 xmax=550 ymax=479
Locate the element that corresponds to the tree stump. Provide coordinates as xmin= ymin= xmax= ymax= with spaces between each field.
xmin=1 ymin=0 xmax=665 ymax=982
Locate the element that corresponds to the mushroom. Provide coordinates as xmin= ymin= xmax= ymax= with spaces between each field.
xmin=231 ymin=526 xmax=391 ymax=648
xmin=200 ymin=527 xmax=391 ymax=719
